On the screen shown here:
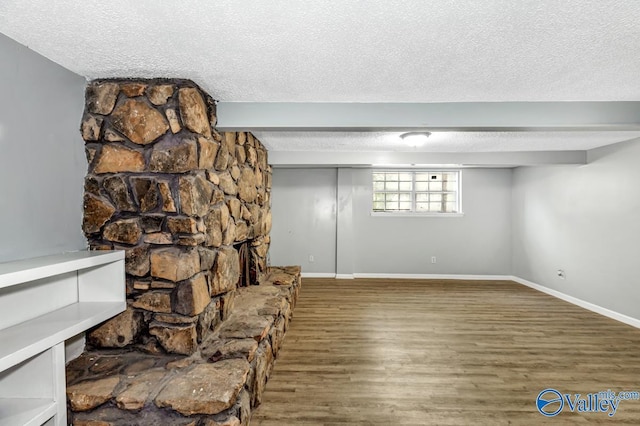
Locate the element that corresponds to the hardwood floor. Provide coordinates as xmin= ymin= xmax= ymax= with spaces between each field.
xmin=251 ymin=278 xmax=640 ymax=425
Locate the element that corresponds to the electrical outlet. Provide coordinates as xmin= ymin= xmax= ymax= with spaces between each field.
xmin=309 ymin=255 xmax=315 ymax=263
xmin=431 ymin=256 xmax=437 ymax=264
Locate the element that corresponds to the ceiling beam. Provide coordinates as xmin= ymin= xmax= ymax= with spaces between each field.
xmin=268 ymin=150 xmax=587 ymax=167
xmin=216 ymin=101 xmax=640 ymax=132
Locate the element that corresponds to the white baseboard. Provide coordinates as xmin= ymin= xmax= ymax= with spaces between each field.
xmin=353 ymin=273 xmax=513 ymax=280
xmin=301 ymin=272 xmax=336 ymax=278
xmin=511 ymin=276 xmax=640 ymax=330
xmin=335 ymin=274 xmax=355 ymax=280
xmin=300 ymin=272 xmax=511 ymax=280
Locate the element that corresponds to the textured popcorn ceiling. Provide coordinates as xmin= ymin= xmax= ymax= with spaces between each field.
xmin=1 ymin=0 xmax=639 ymax=154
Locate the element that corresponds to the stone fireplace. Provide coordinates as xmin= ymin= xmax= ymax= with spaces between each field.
xmin=80 ymin=79 xmax=271 ymax=355
xmin=67 ymin=79 xmax=300 ymax=425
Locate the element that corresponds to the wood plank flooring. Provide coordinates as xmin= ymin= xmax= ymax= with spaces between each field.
xmin=251 ymin=278 xmax=640 ymax=425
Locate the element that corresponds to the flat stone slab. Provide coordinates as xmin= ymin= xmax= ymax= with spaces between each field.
xmin=116 ymin=370 xmax=166 ymax=410
xmin=217 ymin=314 xmax=272 ymax=341
xmin=262 ymin=266 xmax=301 ymax=286
xmin=201 ymin=338 xmax=259 ymax=363
xmin=67 ymin=376 xmax=121 ymax=411
xmin=155 ymin=359 xmax=250 ymax=416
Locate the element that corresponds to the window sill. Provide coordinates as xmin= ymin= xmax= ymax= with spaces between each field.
xmin=370 ymin=212 xmax=465 ymax=218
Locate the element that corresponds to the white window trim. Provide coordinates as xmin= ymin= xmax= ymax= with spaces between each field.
xmin=371 ymin=169 xmax=463 ymax=216
xmin=371 ymin=211 xmax=465 ymax=218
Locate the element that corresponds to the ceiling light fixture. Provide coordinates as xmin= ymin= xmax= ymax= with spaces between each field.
xmin=400 ymin=131 xmax=431 ymax=147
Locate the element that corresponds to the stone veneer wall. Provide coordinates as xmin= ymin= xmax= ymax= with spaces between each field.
xmin=81 ymin=79 xmax=272 ymax=355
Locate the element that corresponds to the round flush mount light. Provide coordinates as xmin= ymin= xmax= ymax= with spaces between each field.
xmin=400 ymin=131 xmax=431 ymax=147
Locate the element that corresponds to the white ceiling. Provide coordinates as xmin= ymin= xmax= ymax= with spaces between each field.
xmin=253 ymin=131 xmax=640 ymax=152
xmin=1 ymin=1 xmax=639 ymax=157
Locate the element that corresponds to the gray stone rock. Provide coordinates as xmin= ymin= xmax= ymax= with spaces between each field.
xmin=203 ymin=210 xmax=223 ymax=248
xmin=143 ymin=232 xmax=173 ymax=245
xmin=237 ymin=167 xmax=257 ymax=203
xmin=234 ymin=221 xmax=249 ymax=242
xmin=141 ymin=214 xmax=164 ymax=233
xmin=111 ymin=99 xmax=169 ymax=145
xmin=149 ymin=135 xmax=198 ymax=173
xmin=157 ymin=179 xmax=177 ymax=212
xmin=88 ymin=308 xmax=144 ymax=348
xmin=220 ymin=290 xmax=236 ymax=321
xmin=154 ymin=360 xmax=250 ymax=415
xmin=67 ymin=376 xmax=121 ymax=412
xmin=223 ymin=132 xmax=236 ymax=153
xmin=103 ymin=218 xmax=143 ymax=245
xmin=83 ymin=194 xmax=115 ymax=234
xmin=166 ymin=108 xmax=181 ymax=133
xmin=218 ymin=172 xmax=237 ymax=195
xmin=177 ymin=234 xmax=206 ymax=246
xmin=199 ymin=136 xmax=219 ymax=170
xmin=237 ymin=389 xmax=251 ymax=426
xmin=103 ymin=175 xmax=136 ymax=212
xmin=218 ymin=314 xmax=272 ymax=342
xmin=172 ymin=273 xmax=211 ymax=316
xmin=245 ymin=146 xmax=257 ymax=167
xmin=222 ymin=220 xmax=236 ymax=246
xmin=203 ymin=416 xmax=241 ymax=426
xmin=227 ymin=199 xmax=241 ymax=220
xmin=150 ymin=247 xmax=200 ymax=282
xmin=167 ymin=216 xmax=198 ymax=234
xmin=131 ymin=291 xmax=172 ymax=313
xmin=179 ymin=173 xmax=213 ymax=217
xmin=252 ymin=341 xmax=273 ymax=407
xmin=212 ymin=248 xmax=240 ymax=295
xmin=115 ymin=369 xmax=166 ymax=411
xmin=147 ymin=84 xmax=174 ymax=105
xmin=201 ymin=338 xmax=258 ymax=363
xmin=104 ymin=128 xmax=126 ymax=142
xmin=131 ymin=177 xmax=159 ymax=212
xmin=178 ymin=87 xmax=212 ymax=138
xmin=86 ymin=82 xmax=119 ymax=115
xmin=94 ymin=144 xmax=145 ymax=174
xmin=121 ymin=82 xmax=147 ymax=98
xmin=214 ymin=144 xmax=230 ymax=171
xmin=197 ymin=299 xmax=221 ymax=342
xmin=122 ymin=244 xmax=150 ymax=277
xmin=84 ymin=176 xmax=101 ymax=196
xmin=149 ymin=322 xmax=197 ymax=355
xmin=199 ymin=247 xmax=217 ymax=271
xmin=81 ymin=115 xmax=103 ymax=141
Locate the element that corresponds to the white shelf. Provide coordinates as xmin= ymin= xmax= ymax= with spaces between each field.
xmin=0 ymin=250 xmax=126 ymax=426
xmin=0 ymin=398 xmax=56 ymax=426
xmin=0 ymin=301 xmax=125 ymax=372
xmin=0 ymin=250 xmax=124 ymax=290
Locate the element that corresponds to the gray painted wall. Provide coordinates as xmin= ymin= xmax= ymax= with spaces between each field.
xmin=270 ymin=168 xmax=337 ymax=273
xmin=352 ymin=168 xmax=512 ymax=275
xmin=0 ymin=33 xmax=87 ymax=262
xmin=512 ymin=137 xmax=640 ymax=319
xmin=270 ymin=167 xmax=512 ymax=276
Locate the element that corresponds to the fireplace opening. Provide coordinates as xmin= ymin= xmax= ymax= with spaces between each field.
xmin=236 ymin=240 xmax=256 ymax=287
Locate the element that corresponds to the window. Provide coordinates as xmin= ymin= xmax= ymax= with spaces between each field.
xmin=372 ymin=170 xmax=461 ymax=214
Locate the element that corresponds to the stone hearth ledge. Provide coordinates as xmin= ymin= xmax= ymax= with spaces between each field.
xmin=66 ymin=266 xmax=301 ymax=426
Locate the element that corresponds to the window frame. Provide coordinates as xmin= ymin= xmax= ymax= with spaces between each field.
xmin=370 ymin=169 xmax=464 ymax=217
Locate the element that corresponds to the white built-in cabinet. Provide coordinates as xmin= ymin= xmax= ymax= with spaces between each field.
xmin=0 ymin=251 xmax=125 ymax=426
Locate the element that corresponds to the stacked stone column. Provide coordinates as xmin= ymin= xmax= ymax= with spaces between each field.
xmin=81 ymin=79 xmax=272 ymax=355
